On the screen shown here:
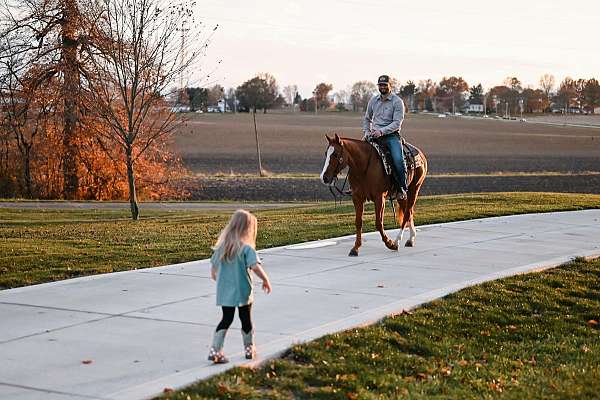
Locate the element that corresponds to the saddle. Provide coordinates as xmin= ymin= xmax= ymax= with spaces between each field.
xmin=368 ymin=136 xmax=424 ymax=177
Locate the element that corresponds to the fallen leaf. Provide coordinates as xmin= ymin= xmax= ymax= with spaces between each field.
xmin=587 ymin=319 xmax=598 ymax=328
xmin=480 ymin=330 xmax=491 ymax=337
xmin=81 ymin=360 xmax=93 ymax=365
xmin=507 ymin=325 xmax=517 ymax=332
xmin=581 ymin=345 xmax=590 ymax=353
xmin=346 ymin=392 xmax=358 ymax=400
xmin=377 ymin=284 xmax=385 ymax=288
xmin=489 ymin=381 xmax=503 ymax=393
xmin=457 ymin=359 xmax=469 ymax=367
xmin=217 ymin=383 xmax=229 ymax=394
xmin=163 ymin=388 xmax=174 ymax=393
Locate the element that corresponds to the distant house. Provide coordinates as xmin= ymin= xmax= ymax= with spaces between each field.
xmin=468 ymin=104 xmax=484 ymax=113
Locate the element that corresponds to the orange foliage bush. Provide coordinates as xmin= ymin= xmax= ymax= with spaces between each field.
xmin=0 ymin=114 xmax=188 ymax=200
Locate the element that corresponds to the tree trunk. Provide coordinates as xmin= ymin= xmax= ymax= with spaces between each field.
xmin=61 ymin=0 xmax=80 ymax=199
xmin=252 ymin=108 xmax=263 ymax=177
xmin=23 ymin=146 xmax=33 ymax=199
xmin=126 ymin=145 xmax=139 ymax=220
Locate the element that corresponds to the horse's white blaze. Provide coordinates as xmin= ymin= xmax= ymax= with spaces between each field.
xmin=320 ymin=146 xmax=335 ymax=184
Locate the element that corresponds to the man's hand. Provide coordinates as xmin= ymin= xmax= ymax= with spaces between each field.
xmin=371 ymin=130 xmax=383 ymax=138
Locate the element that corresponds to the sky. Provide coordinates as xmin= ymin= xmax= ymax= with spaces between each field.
xmin=190 ymin=0 xmax=600 ymax=98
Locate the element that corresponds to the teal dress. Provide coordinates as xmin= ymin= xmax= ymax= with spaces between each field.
xmin=210 ymin=244 xmax=261 ymax=307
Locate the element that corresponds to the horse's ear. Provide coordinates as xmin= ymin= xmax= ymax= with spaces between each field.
xmin=334 ymin=133 xmax=342 ymax=145
xmin=325 ymin=134 xmax=332 ymax=143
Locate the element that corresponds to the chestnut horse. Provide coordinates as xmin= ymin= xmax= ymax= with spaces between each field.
xmin=320 ymin=133 xmax=427 ymax=256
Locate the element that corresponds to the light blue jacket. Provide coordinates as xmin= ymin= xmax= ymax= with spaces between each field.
xmin=211 ymin=244 xmax=260 ymax=307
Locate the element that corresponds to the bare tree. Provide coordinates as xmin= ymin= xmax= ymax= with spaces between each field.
xmin=84 ymin=0 xmax=214 ymax=220
xmin=539 ymin=73 xmax=555 ymax=111
xmin=417 ymin=79 xmax=436 ymax=111
xmin=334 ymin=88 xmax=349 ymax=109
xmin=207 ymin=84 xmax=224 ymax=108
xmin=350 ymin=80 xmax=376 ymax=112
xmin=0 ymin=33 xmax=55 ymax=197
xmin=283 ymin=84 xmax=297 ymax=111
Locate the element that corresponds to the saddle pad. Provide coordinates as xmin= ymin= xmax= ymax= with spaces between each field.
xmin=369 ymin=138 xmax=423 ymax=176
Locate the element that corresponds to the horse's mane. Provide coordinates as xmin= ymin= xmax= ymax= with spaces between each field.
xmin=339 ymin=137 xmax=370 ymax=146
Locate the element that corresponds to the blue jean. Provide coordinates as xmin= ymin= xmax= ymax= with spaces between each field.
xmin=379 ymin=133 xmax=407 ymax=192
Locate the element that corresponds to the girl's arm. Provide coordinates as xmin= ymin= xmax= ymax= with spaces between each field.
xmin=210 ymin=264 xmax=217 ymax=281
xmin=250 ymin=264 xmax=272 ymax=293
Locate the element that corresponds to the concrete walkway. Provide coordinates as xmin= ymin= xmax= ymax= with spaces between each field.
xmin=1 ymin=210 xmax=599 ymax=400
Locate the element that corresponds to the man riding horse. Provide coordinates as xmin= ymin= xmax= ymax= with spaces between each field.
xmin=363 ymin=75 xmax=408 ymax=200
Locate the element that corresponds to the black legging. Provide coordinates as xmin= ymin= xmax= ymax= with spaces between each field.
xmin=216 ymin=304 xmax=252 ymax=333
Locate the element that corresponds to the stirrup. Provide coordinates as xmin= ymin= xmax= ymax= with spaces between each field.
xmin=396 ymin=189 xmax=407 ymax=201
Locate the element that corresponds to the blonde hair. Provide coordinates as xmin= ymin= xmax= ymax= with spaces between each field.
xmin=213 ymin=209 xmax=257 ymax=262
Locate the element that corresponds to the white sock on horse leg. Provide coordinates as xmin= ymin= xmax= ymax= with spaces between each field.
xmin=409 ymin=221 xmax=416 ymax=241
xmin=396 ymin=228 xmax=405 ymax=243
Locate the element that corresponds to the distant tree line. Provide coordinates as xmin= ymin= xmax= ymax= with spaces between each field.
xmin=187 ymin=74 xmax=600 ymax=116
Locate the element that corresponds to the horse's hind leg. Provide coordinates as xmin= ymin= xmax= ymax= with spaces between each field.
xmin=349 ymin=196 xmax=365 ymax=256
xmin=404 ymin=184 xmax=422 ymax=247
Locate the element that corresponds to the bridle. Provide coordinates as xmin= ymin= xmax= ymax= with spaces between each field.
xmin=324 ymin=143 xmax=350 ymax=203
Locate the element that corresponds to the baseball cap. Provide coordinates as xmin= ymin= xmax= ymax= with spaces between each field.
xmin=377 ymin=75 xmax=390 ymax=85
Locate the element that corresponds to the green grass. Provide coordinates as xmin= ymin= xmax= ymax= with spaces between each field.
xmin=159 ymin=257 xmax=600 ymax=399
xmin=2 ymin=192 xmax=599 ymax=290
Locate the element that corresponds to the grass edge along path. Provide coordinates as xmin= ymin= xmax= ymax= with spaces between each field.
xmin=158 ymin=256 xmax=600 ymax=400
xmin=2 ymin=192 xmax=600 ymax=290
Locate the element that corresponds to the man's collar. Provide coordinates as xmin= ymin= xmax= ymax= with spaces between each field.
xmin=379 ymin=92 xmax=392 ymax=101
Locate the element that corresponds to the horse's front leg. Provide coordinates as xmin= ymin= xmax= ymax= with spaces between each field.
xmin=375 ymin=195 xmax=398 ymax=251
xmin=349 ymin=195 xmax=364 ymax=256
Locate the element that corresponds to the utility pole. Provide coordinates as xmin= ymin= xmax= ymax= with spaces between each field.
xmin=483 ymin=94 xmax=487 ymax=116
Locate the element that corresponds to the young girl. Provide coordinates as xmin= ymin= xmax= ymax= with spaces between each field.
xmin=208 ymin=209 xmax=272 ymax=364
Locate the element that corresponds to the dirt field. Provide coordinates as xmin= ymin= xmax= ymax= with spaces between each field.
xmin=173 ymin=112 xmax=600 ymax=200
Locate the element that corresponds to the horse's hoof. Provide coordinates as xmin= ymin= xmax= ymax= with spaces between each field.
xmin=394 ymin=241 xmax=401 ymax=251
xmin=405 ymin=239 xmax=415 ymax=247
xmin=349 ymin=249 xmax=359 ymax=256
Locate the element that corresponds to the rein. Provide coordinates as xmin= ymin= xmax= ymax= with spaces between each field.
xmin=327 ymin=140 xmax=374 ymax=207
xmin=327 ymin=143 xmax=350 ymax=207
